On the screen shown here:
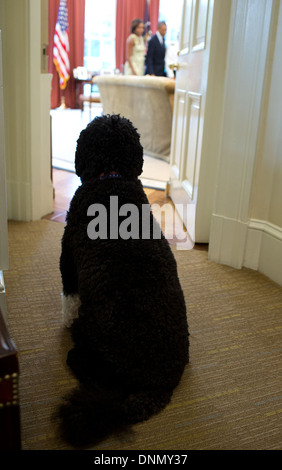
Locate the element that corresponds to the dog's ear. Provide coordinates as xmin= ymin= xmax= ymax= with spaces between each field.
xmin=75 ymin=114 xmax=144 ymax=182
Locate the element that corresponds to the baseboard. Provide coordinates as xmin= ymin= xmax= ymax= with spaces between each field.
xmin=209 ymin=214 xmax=282 ymax=285
xmin=7 ymin=177 xmax=53 ymax=221
xmin=139 ymin=178 xmax=167 ymax=191
xmin=7 ymin=179 xmax=32 ymax=221
xmin=208 ymin=214 xmax=248 ymax=269
xmin=244 ymin=219 xmax=282 ymax=285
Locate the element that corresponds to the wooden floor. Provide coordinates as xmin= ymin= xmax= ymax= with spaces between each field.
xmin=44 ymin=168 xmax=195 ymax=249
xmin=44 ymin=169 xmax=81 ymax=223
xmin=44 ymin=168 xmax=169 ymax=223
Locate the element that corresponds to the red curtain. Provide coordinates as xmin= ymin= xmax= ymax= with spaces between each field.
xmin=115 ymin=0 xmax=160 ymax=72
xmin=149 ymin=0 xmax=160 ymax=37
xmin=48 ymin=0 xmax=85 ymax=109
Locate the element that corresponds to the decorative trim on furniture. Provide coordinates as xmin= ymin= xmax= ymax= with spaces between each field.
xmin=0 ymin=308 xmax=21 ymax=450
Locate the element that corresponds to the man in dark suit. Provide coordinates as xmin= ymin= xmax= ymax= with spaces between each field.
xmin=145 ymin=21 xmax=167 ymax=77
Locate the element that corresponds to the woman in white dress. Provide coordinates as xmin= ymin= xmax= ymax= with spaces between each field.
xmin=124 ymin=19 xmax=146 ymax=76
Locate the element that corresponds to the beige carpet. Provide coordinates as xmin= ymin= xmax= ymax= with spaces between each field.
xmin=4 ymin=219 xmax=282 ymax=450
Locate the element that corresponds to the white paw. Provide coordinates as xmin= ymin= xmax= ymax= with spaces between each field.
xmin=61 ymin=293 xmax=81 ymax=328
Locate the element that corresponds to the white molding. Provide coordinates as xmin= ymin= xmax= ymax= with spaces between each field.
xmin=258 ymin=232 xmax=282 ymax=286
xmin=0 ymin=270 xmax=7 ymax=322
xmin=1 ymin=1 xmax=53 ymax=222
xmin=208 ymin=214 xmax=248 ymax=269
xmin=208 ymin=1 xmax=282 ymax=286
xmin=248 ymin=219 xmax=282 ymax=242
xmin=209 ymin=213 xmax=282 ymax=285
xmin=244 ymin=219 xmax=282 ymax=285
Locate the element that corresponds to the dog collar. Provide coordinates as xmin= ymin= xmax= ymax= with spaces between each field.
xmin=99 ymin=171 xmax=122 ymax=180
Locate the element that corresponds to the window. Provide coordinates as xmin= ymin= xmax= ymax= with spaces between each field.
xmin=84 ymin=0 xmax=117 ymax=72
xmin=158 ymin=0 xmax=183 ymax=44
xmin=83 ymin=0 xmax=183 ymax=72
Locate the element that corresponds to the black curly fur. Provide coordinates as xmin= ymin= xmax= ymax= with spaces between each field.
xmin=59 ymin=114 xmax=189 ymax=447
xmin=75 ymin=113 xmax=144 ymax=182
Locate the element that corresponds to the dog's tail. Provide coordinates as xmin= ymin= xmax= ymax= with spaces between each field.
xmin=57 ymin=383 xmax=173 ymax=447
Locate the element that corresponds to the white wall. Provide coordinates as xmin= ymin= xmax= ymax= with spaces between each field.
xmin=209 ymin=0 xmax=282 ymax=286
xmin=245 ymin=0 xmax=282 ymax=284
xmin=0 ymin=0 xmax=53 ymax=221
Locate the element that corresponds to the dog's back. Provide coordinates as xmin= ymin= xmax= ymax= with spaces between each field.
xmin=59 ymin=115 xmax=189 ymax=446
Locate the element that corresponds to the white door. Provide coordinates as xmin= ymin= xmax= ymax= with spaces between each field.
xmin=169 ymin=0 xmax=231 ymax=243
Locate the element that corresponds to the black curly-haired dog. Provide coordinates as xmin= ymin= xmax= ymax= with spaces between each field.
xmin=59 ymin=114 xmax=189 ymax=446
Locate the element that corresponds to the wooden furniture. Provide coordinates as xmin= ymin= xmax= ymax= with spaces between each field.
xmin=0 ymin=308 xmax=21 ymax=450
xmin=74 ymin=77 xmax=92 ymax=109
xmin=79 ymin=92 xmax=101 ymax=120
xmin=74 ymin=71 xmax=101 ymax=116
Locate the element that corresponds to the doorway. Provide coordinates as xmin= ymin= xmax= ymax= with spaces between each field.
xmin=51 ymin=106 xmax=170 ymax=191
xmin=50 ymin=0 xmax=183 ymax=191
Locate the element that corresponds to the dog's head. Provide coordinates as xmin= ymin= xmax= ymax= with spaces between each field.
xmin=75 ymin=114 xmax=144 ymax=182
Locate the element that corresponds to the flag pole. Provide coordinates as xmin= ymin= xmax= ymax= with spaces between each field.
xmin=59 ymin=91 xmax=67 ymax=110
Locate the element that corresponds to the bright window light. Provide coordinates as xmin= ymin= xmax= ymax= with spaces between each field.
xmin=84 ymin=0 xmax=117 ymax=72
xmin=159 ymin=0 xmax=183 ymax=44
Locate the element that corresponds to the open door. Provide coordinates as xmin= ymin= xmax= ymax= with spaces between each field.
xmin=168 ymin=0 xmax=231 ymax=243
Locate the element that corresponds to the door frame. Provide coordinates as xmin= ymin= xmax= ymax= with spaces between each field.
xmin=0 ymin=0 xmax=53 ymax=222
xmin=168 ymin=0 xmax=232 ymax=244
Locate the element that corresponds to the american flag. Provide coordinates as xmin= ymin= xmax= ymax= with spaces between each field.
xmin=53 ymin=0 xmax=70 ymax=90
